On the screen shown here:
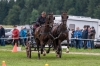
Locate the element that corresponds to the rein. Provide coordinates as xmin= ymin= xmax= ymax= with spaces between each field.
xmin=39 ymin=21 xmax=53 ymax=35
xmin=55 ymin=30 xmax=68 ymax=40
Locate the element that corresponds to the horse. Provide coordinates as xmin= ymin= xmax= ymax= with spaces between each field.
xmin=34 ymin=13 xmax=54 ymax=59
xmin=58 ymin=12 xmax=69 ymax=52
xmin=51 ymin=12 xmax=69 ymax=58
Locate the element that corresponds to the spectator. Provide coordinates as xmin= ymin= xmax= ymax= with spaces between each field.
xmin=71 ymin=29 xmax=76 ymax=47
xmin=12 ymin=25 xmax=19 ymax=46
xmin=0 ymin=25 xmax=5 ymax=46
xmin=87 ymin=27 xmax=92 ymax=49
xmin=19 ymin=27 xmax=23 ymax=45
xmin=23 ymin=27 xmax=27 ymax=46
xmin=19 ymin=27 xmax=27 ymax=46
xmin=91 ymin=26 xmax=96 ymax=49
xmin=74 ymin=27 xmax=82 ymax=49
xmin=82 ymin=25 xmax=89 ymax=49
xmin=0 ymin=26 xmax=1 ymax=45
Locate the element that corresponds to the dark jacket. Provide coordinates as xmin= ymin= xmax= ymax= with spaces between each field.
xmin=82 ymin=29 xmax=88 ymax=39
xmin=88 ymin=31 xmax=92 ymax=39
xmin=0 ymin=27 xmax=5 ymax=37
xmin=71 ymin=31 xmax=75 ymax=38
xmin=36 ymin=16 xmax=46 ymax=25
xmin=91 ymin=29 xmax=96 ymax=39
xmin=0 ymin=29 xmax=1 ymax=37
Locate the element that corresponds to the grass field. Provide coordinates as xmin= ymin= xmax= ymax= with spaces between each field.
xmin=0 ymin=45 xmax=100 ymax=66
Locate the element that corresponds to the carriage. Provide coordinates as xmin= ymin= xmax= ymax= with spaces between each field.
xmin=25 ymin=12 xmax=69 ymax=59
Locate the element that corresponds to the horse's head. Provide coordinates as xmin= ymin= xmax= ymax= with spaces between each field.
xmin=45 ymin=13 xmax=54 ymax=26
xmin=61 ymin=12 xmax=68 ymax=24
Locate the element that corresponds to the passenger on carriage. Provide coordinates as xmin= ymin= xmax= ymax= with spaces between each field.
xmin=33 ymin=11 xmax=46 ymax=32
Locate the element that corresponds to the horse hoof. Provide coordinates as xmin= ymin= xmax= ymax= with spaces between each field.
xmin=66 ymin=51 xmax=69 ymax=53
xmin=56 ymin=54 xmax=59 ymax=58
xmin=43 ymin=54 xmax=46 ymax=56
xmin=38 ymin=58 xmax=40 ymax=60
xmin=46 ymin=50 xmax=49 ymax=54
xmin=43 ymin=50 xmax=46 ymax=56
xmin=43 ymin=52 xmax=46 ymax=56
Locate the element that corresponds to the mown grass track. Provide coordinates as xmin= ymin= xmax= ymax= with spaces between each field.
xmin=0 ymin=45 xmax=100 ymax=66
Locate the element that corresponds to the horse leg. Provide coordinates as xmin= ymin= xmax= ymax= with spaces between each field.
xmin=66 ymin=38 xmax=69 ymax=53
xmin=57 ymin=40 xmax=62 ymax=58
xmin=37 ymin=44 xmax=40 ymax=59
xmin=40 ymin=41 xmax=44 ymax=55
xmin=55 ymin=39 xmax=59 ymax=57
xmin=53 ymin=40 xmax=56 ymax=51
xmin=36 ymin=39 xmax=40 ymax=59
xmin=46 ymin=43 xmax=52 ymax=54
xmin=43 ymin=44 xmax=46 ymax=56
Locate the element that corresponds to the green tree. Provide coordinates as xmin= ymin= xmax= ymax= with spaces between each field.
xmin=55 ymin=10 xmax=60 ymax=15
xmin=2 ymin=0 xmax=100 ymax=25
xmin=30 ymin=9 xmax=39 ymax=24
xmin=93 ymin=5 xmax=100 ymax=19
xmin=5 ymin=5 xmax=21 ymax=25
xmin=0 ymin=0 xmax=8 ymax=24
xmin=8 ymin=0 xmax=15 ymax=9
xmin=86 ymin=0 xmax=97 ymax=17
xmin=63 ymin=0 xmax=74 ymax=11
xmin=16 ymin=0 xmax=25 ymax=9
xmin=68 ymin=8 xmax=76 ymax=15
xmin=19 ymin=9 xmax=27 ymax=24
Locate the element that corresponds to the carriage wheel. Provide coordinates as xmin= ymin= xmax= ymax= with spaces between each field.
xmin=28 ymin=44 xmax=31 ymax=58
xmin=26 ymin=41 xmax=28 ymax=57
xmin=26 ymin=41 xmax=31 ymax=58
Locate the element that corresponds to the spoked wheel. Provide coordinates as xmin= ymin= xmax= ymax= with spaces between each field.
xmin=28 ymin=44 xmax=31 ymax=58
xmin=26 ymin=41 xmax=31 ymax=58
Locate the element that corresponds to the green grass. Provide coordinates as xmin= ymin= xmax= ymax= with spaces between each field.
xmin=68 ymin=47 xmax=100 ymax=53
xmin=1 ymin=45 xmax=100 ymax=53
xmin=0 ymin=51 xmax=100 ymax=66
xmin=0 ymin=45 xmax=100 ymax=66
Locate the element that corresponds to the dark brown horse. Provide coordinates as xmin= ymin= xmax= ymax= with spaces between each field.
xmin=58 ymin=12 xmax=69 ymax=52
xmin=51 ymin=12 xmax=69 ymax=58
xmin=34 ymin=13 xmax=54 ymax=59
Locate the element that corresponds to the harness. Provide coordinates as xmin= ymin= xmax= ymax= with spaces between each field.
xmin=55 ymin=30 xmax=69 ymax=39
xmin=54 ymin=23 xmax=69 ymax=40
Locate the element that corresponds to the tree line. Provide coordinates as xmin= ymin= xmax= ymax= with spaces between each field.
xmin=0 ymin=0 xmax=100 ymax=25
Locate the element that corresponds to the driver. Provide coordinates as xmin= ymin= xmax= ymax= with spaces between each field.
xmin=33 ymin=11 xmax=46 ymax=32
xmin=36 ymin=11 xmax=46 ymax=26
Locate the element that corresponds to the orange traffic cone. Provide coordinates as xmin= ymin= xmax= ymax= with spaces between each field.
xmin=12 ymin=43 xmax=17 ymax=52
xmin=2 ymin=61 xmax=6 ymax=66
